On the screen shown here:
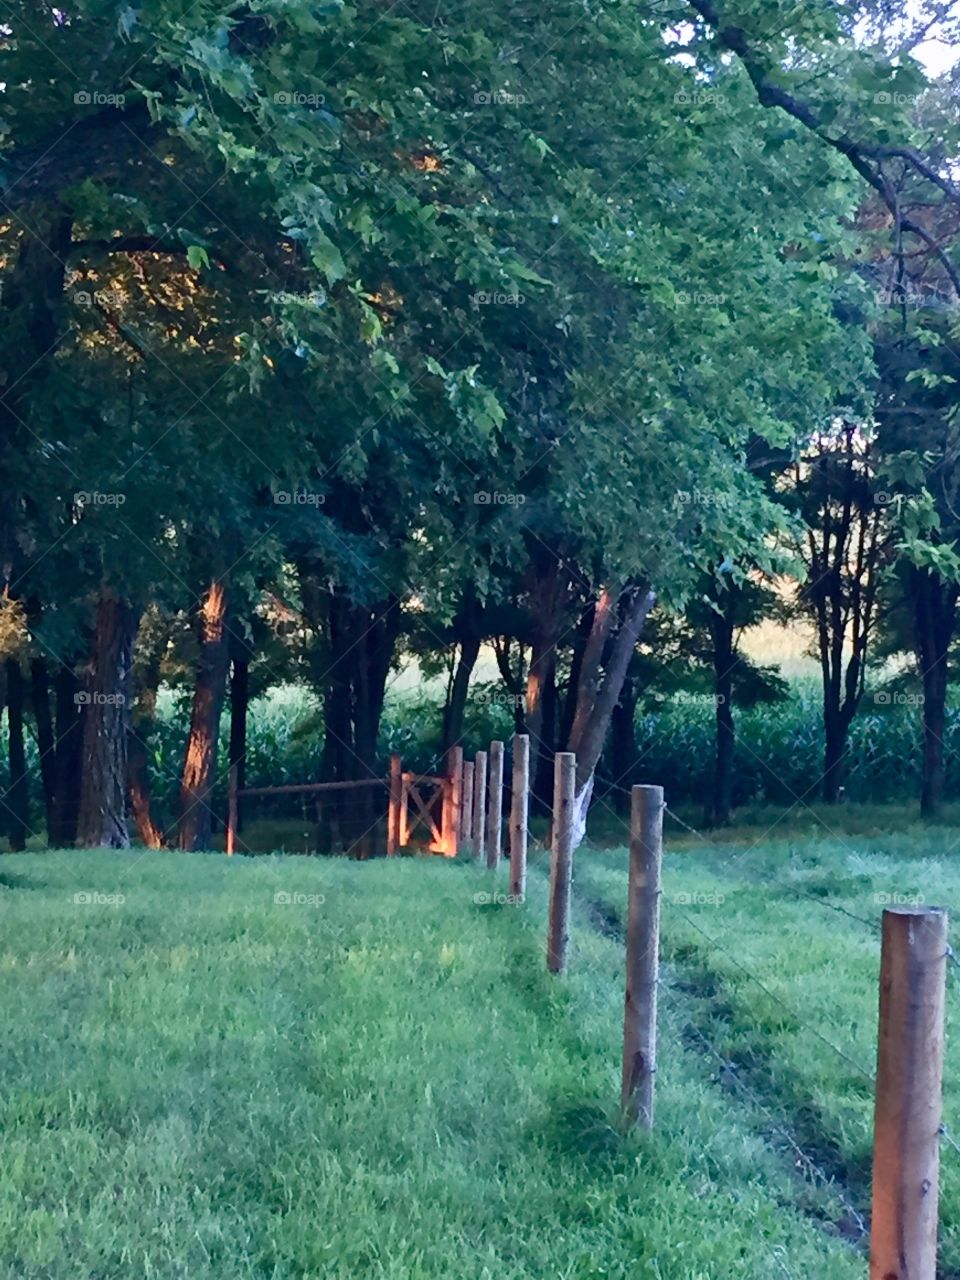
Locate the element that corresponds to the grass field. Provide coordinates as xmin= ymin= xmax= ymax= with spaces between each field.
xmin=573 ymin=823 xmax=960 ymax=1278
xmin=0 ymin=844 xmax=876 ymax=1280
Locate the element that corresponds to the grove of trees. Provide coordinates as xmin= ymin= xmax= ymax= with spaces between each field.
xmin=2 ymin=0 xmax=960 ymax=850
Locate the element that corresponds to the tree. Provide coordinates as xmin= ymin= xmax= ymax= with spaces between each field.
xmin=783 ymin=423 xmax=892 ymax=802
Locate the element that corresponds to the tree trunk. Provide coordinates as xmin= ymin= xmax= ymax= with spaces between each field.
xmin=708 ymin=602 xmax=736 ymax=826
xmin=76 ymin=594 xmax=138 ymax=848
xmin=920 ymin=661 xmax=949 ymax=818
xmin=128 ymin=641 xmax=164 ymax=850
xmin=822 ymin=710 xmax=846 ymax=805
xmin=911 ymin=567 xmax=958 ymax=820
xmin=533 ymin=659 xmax=558 ymax=811
xmin=566 ymin=585 xmax=657 ymax=848
xmin=5 ymin=661 xmax=29 ymax=851
xmin=29 ymin=657 xmax=56 ymax=839
xmin=442 ymin=635 xmax=480 ymax=751
xmin=178 ymin=580 xmax=230 ymax=851
xmin=50 ymin=665 xmax=83 ymax=846
xmin=352 ymin=602 xmax=399 ymax=855
xmin=319 ymin=591 xmax=354 ymax=850
xmin=227 ymin=654 xmax=249 ymax=838
xmin=609 ymin=676 xmax=640 ymax=816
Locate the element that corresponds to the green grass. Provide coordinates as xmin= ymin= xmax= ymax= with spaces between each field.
xmin=0 ymin=847 xmax=864 ymax=1279
xmin=574 ymin=825 xmax=960 ymax=1277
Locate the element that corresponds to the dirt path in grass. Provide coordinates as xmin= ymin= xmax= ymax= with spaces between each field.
xmin=565 ymin=871 xmax=873 ymax=1253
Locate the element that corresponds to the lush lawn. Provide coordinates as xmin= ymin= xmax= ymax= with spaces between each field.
xmin=0 ymin=846 xmax=864 ymax=1279
xmin=574 ymin=824 xmax=960 ymax=1277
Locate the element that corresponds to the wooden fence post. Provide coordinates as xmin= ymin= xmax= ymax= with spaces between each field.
xmin=485 ymin=740 xmax=504 ymax=870
xmin=509 ymin=734 xmax=529 ymax=900
xmin=472 ymin=750 xmax=487 ymax=862
xmin=621 ymin=783 xmax=664 ymax=1129
xmin=443 ymin=745 xmax=463 ymax=857
xmin=461 ymin=760 xmax=474 ymax=856
xmin=387 ymin=753 xmax=402 ymax=856
xmin=870 ymin=905 xmax=949 ymax=1280
xmin=226 ymin=764 xmax=238 ymax=856
xmin=547 ymin=752 xmax=576 ymax=974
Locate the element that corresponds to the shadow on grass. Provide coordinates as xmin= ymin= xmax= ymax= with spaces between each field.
xmin=0 ymin=871 xmax=44 ymax=890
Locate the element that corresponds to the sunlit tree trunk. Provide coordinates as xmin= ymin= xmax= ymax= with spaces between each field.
xmin=178 ymin=581 xmax=230 ymax=851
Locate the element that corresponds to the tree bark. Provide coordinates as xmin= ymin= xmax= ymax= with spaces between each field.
xmin=821 ymin=710 xmax=847 ymax=806
xmin=566 ymin=585 xmax=657 ymax=847
xmin=178 ymin=580 xmax=230 ymax=851
xmin=50 ymin=665 xmax=83 ymax=846
xmin=523 ymin=562 xmax=568 ymax=811
xmin=609 ymin=677 xmax=641 ymax=816
xmin=532 ymin=658 xmax=558 ymax=811
xmin=128 ymin=641 xmax=164 ymax=850
xmin=911 ymin=567 xmax=957 ymax=819
xmin=76 ymin=593 xmax=138 ymax=848
xmin=352 ymin=601 xmax=399 ymax=855
xmin=442 ymin=635 xmax=480 ymax=751
xmin=708 ymin=601 xmax=736 ymax=826
xmin=5 ymin=661 xmax=29 ymax=851
xmin=228 ymin=655 xmax=249 ymax=823
xmin=29 ymin=657 xmax=56 ymax=839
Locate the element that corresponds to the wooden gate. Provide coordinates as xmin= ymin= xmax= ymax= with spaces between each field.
xmin=387 ymin=750 xmax=461 ymax=856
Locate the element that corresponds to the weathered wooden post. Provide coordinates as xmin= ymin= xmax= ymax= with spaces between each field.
xmin=226 ymin=764 xmax=239 ymax=855
xmin=485 ymin=740 xmax=504 ymax=870
xmin=547 ymin=752 xmax=576 ymax=973
xmin=472 ymin=750 xmax=487 ymax=862
xmin=621 ymin=783 xmax=664 ymax=1129
xmin=387 ymin=753 xmax=402 ymax=856
xmin=509 ymin=734 xmax=529 ymax=900
xmin=870 ymin=905 xmax=949 ymax=1280
xmin=443 ymin=745 xmax=463 ymax=857
xmin=461 ymin=760 xmax=474 ymax=856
